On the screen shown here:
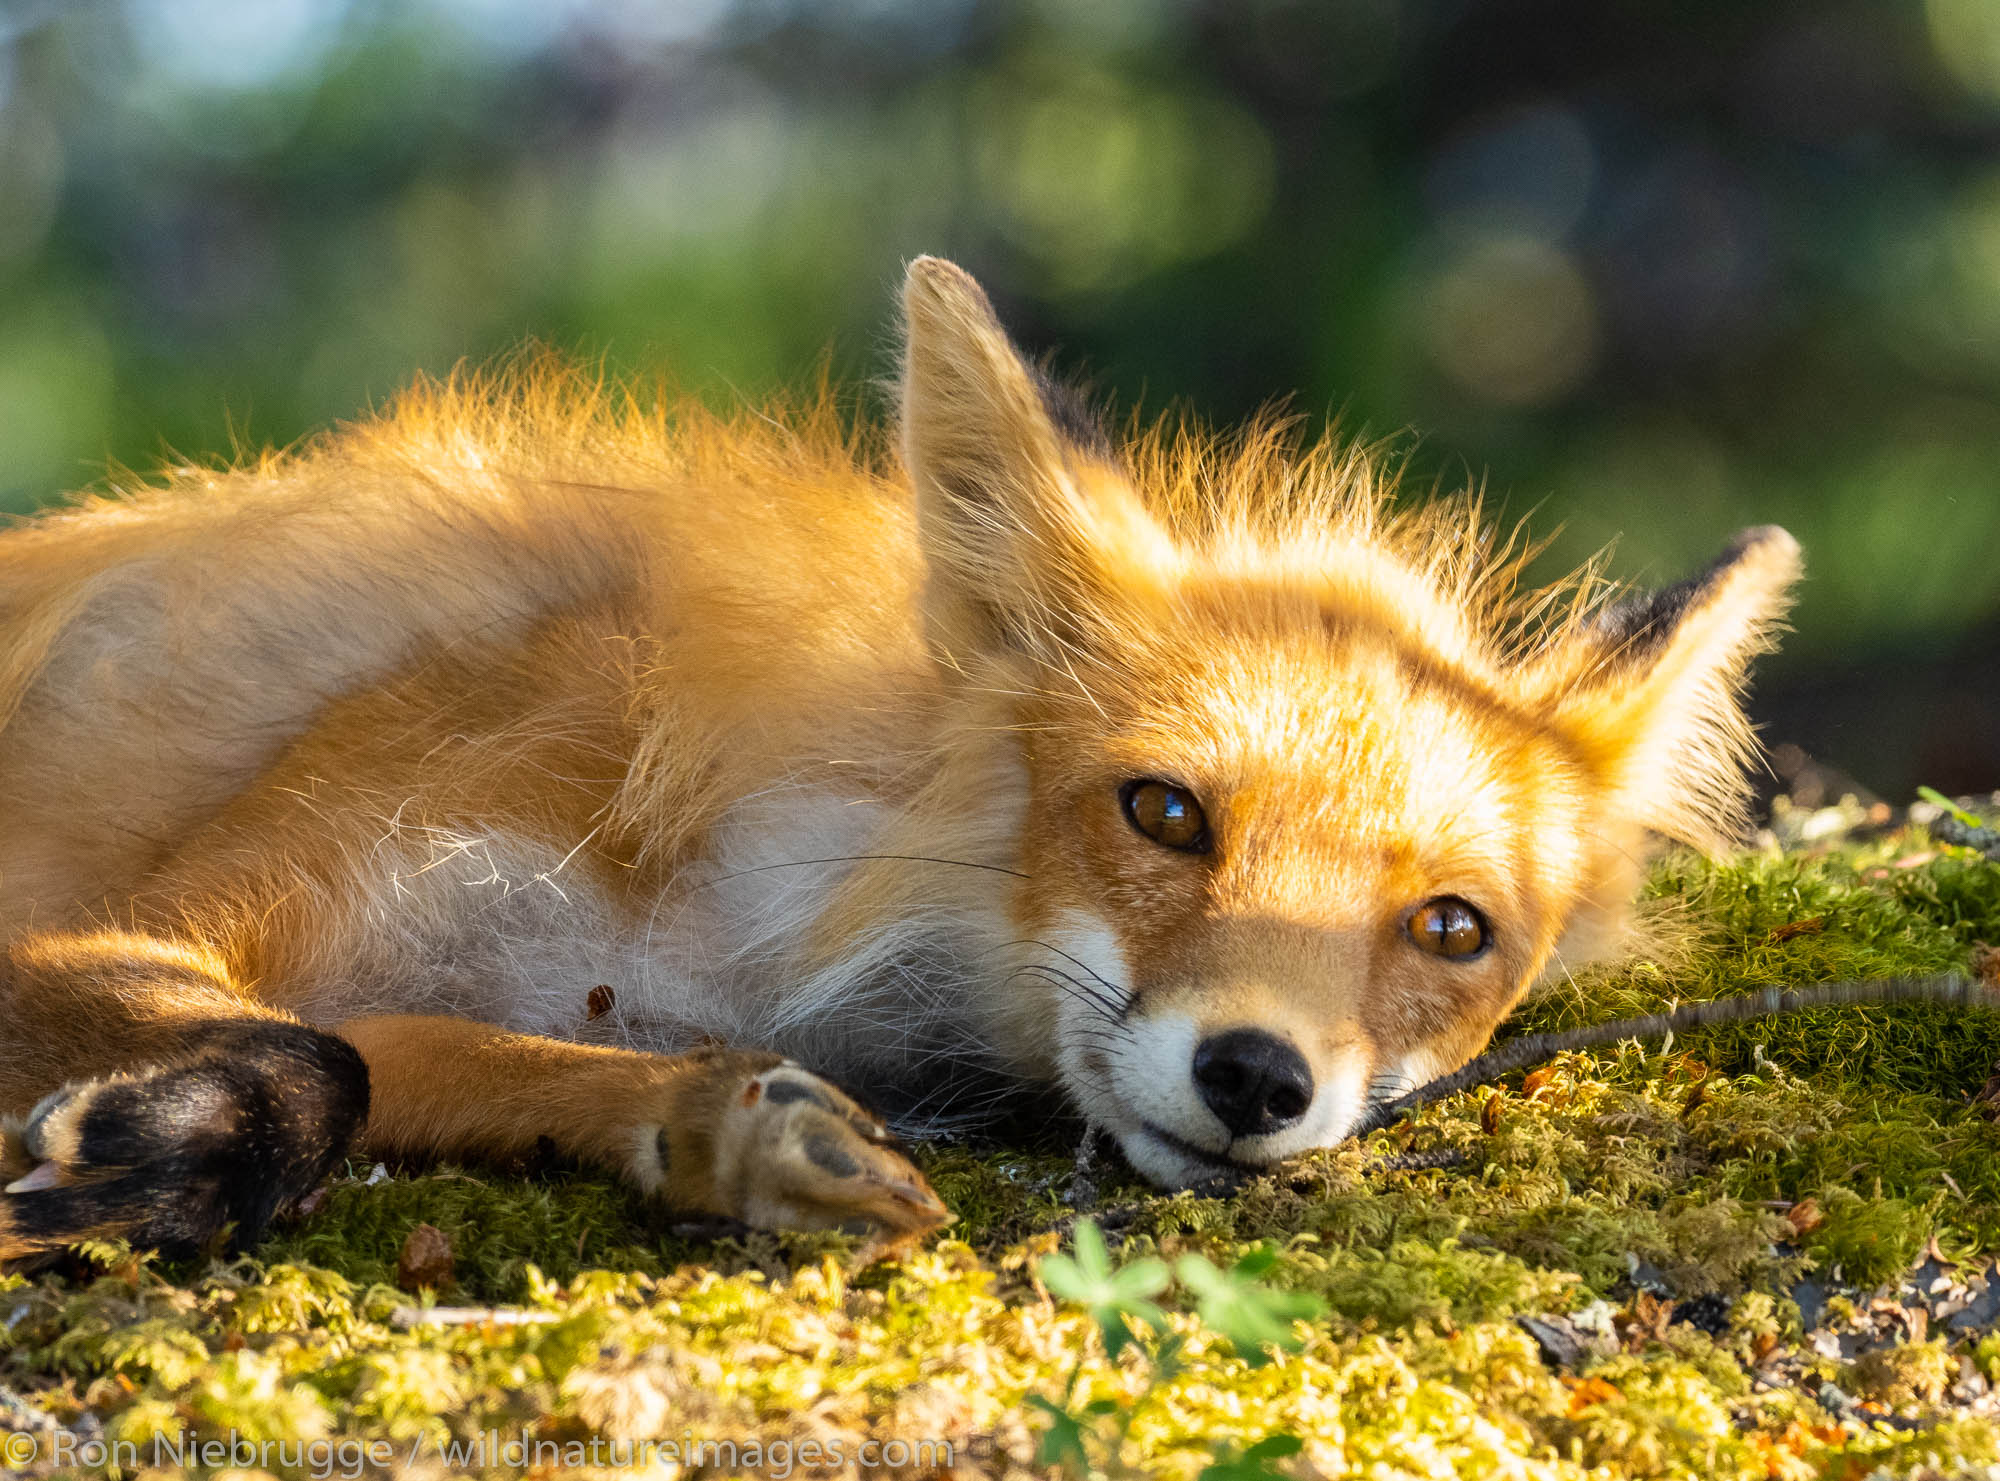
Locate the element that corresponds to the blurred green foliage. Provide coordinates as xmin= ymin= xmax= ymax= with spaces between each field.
xmin=1 ymin=0 xmax=1998 ymax=783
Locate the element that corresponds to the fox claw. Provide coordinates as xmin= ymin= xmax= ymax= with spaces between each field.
xmin=4 ymin=1161 xmax=62 ymax=1195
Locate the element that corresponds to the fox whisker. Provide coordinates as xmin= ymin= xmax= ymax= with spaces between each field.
xmin=1008 ymin=964 xmax=1134 ymax=1031
xmin=1006 ymin=971 xmax=1136 ymax=1053
xmin=1011 ymin=938 xmax=1135 ymax=1019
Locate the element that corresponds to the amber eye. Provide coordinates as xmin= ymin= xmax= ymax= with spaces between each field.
xmin=1120 ymin=780 xmax=1211 ymax=853
xmin=1406 ymin=897 xmax=1490 ymax=959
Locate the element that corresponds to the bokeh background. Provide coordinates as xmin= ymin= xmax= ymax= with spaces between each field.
xmin=1 ymin=0 xmax=1996 ymax=800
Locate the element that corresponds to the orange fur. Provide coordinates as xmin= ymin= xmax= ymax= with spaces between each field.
xmin=0 ymin=257 xmax=1798 ymax=1234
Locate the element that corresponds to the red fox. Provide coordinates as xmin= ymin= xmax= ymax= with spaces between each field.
xmin=0 ymin=258 xmax=1798 ymax=1259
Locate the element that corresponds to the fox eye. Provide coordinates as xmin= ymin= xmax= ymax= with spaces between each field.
xmin=1120 ymin=780 xmax=1210 ymax=853
xmin=1407 ymin=897 xmax=1490 ymax=959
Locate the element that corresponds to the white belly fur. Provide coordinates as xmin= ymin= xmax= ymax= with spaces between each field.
xmin=295 ymin=788 xmax=993 ymax=1093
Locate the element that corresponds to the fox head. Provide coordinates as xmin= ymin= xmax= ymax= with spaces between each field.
xmin=896 ymin=256 xmax=1800 ymax=1187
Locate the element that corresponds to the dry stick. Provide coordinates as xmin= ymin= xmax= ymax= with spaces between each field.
xmin=390 ymin=1305 xmax=562 ymax=1329
xmin=1350 ymin=973 xmax=1991 ymax=1139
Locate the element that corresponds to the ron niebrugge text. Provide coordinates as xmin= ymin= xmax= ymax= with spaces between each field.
xmin=0 ymin=1428 xmax=959 ymax=1476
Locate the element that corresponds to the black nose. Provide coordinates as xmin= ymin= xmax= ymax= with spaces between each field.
xmin=1191 ymin=1029 xmax=1314 ymax=1138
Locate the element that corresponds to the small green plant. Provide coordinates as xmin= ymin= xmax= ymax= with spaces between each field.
xmin=1174 ymin=1245 xmax=1323 ymax=1367
xmin=1198 ymin=1435 xmax=1306 ymax=1481
xmin=1918 ymin=785 xmax=1982 ymax=829
xmin=1030 ymin=1219 xmax=1325 ymax=1480
xmin=1037 ymin=1218 xmax=1170 ymax=1362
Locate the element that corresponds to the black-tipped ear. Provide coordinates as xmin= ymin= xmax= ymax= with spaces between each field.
xmin=1591 ymin=526 xmax=1794 ymax=664
xmin=1531 ymin=525 xmax=1802 ymax=851
xmin=897 ymin=257 xmax=1168 ymax=660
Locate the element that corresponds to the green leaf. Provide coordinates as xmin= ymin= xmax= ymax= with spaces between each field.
xmin=1198 ymin=1431 xmax=1305 ymax=1480
xmin=1175 ymin=1248 xmax=1325 ymax=1367
xmin=1230 ymin=1245 xmax=1281 ymax=1280
xmin=1245 ymin=1436 xmax=1304 ymax=1459
xmin=1025 ymin=1394 xmax=1093 ymax=1478
xmin=1038 ymin=1219 xmax=1170 ymax=1359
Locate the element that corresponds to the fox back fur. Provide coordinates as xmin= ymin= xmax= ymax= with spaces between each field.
xmin=0 ymin=258 xmax=1799 ymax=1205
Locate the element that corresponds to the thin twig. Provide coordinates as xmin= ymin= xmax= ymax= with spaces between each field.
xmin=1371 ymin=1148 xmax=1471 ymax=1173
xmin=1350 ymin=974 xmax=1987 ymax=1138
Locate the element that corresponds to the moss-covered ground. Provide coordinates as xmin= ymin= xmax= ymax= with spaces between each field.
xmin=7 ymin=818 xmax=2000 ymax=1478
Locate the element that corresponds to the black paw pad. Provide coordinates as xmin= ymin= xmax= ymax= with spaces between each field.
xmin=802 ymin=1129 xmax=861 ymax=1179
xmin=762 ymin=1078 xmax=835 ymax=1111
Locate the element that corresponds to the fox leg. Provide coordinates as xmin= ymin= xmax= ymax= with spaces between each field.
xmin=0 ymin=931 xmax=368 ymax=1261
xmin=0 ymin=931 xmax=948 ymax=1260
xmin=340 ymin=1016 xmax=951 ymax=1246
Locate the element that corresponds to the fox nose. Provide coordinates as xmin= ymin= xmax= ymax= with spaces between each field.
xmin=1191 ymin=1029 xmax=1314 ymax=1138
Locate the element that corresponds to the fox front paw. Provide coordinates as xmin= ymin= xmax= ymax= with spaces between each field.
xmin=0 ymin=1022 xmax=368 ymax=1264
xmin=641 ymin=1059 xmax=951 ymax=1252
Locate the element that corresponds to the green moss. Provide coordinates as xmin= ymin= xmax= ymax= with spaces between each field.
xmin=1846 ymin=1340 xmax=1956 ymax=1409
xmin=1800 ymin=1187 xmax=1933 ymax=1289
xmin=1525 ymin=847 xmax=2000 ymax=1092
xmin=3 ymin=838 xmax=2000 ymax=1476
xmin=1552 ymin=1353 xmax=1753 ymax=1479
xmin=258 ymin=1165 xmax=680 ymax=1298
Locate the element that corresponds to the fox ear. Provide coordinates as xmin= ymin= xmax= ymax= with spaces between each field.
xmin=899 ymin=256 xmax=1168 ymax=658
xmin=1534 ymin=526 xmax=1803 ymax=852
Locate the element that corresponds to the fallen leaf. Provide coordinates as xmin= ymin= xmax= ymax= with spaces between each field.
xmin=397 ymin=1222 xmax=456 ymax=1293
xmin=1631 ymin=1291 xmax=1675 ymax=1340
xmin=1769 ymin=917 xmax=1826 ymax=942
xmin=1753 ymin=1420 xmax=1845 ymax=1467
xmin=1750 ymin=1423 xmax=1802 ymax=1461
xmin=1786 ymin=1197 xmax=1824 ymax=1236
xmin=586 ymin=984 xmax=616 ymax=1020
xmin=1521 ymin=1067 xmax=1557 ymax=1100
xmin=1563 ymin=1375 xmax=1625 ymax=1415
xmin=1481 ymin=1092 xmax=1504 ymax=1136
